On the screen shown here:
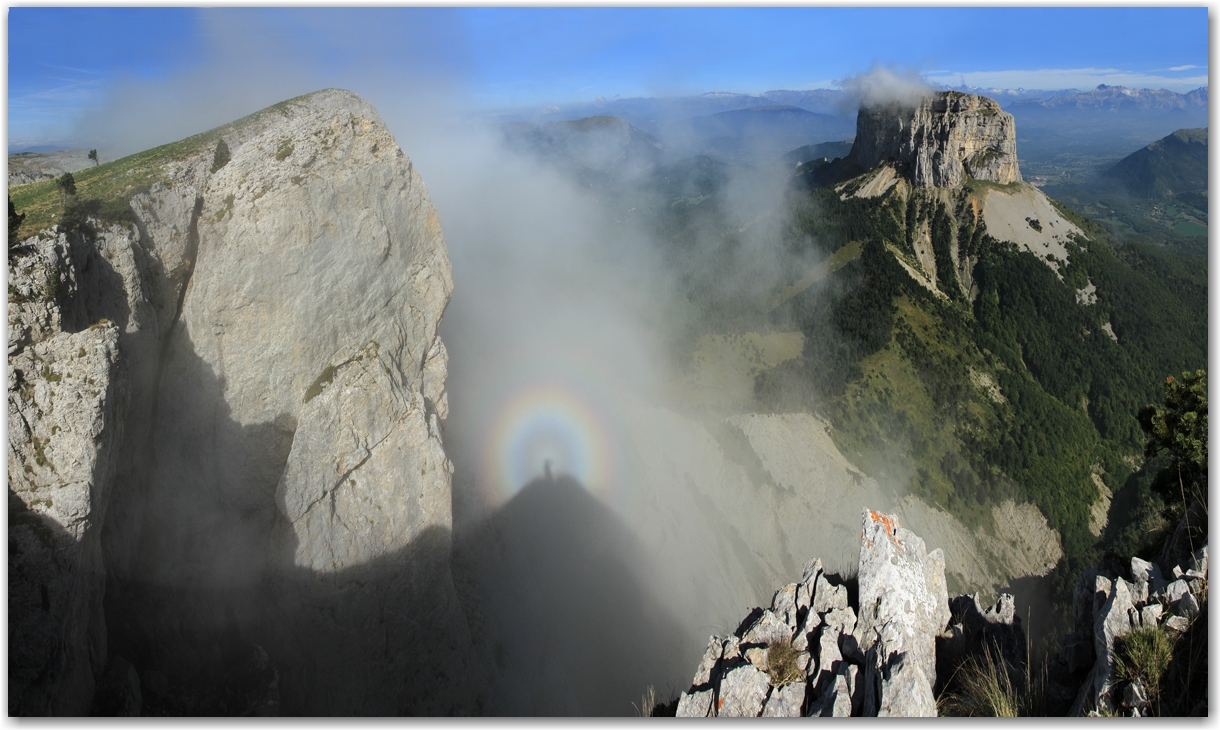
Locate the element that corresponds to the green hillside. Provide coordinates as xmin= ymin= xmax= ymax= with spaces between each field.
xmin=680 ymin=176 xmax=1206 ymax=609
xmin=1043 ymin=128 xmax=1208 ymax=258
xmin=1102 ymin=127 xmax=1208 ymax=199
xmin=8 ymin=93 xmax=314 ymax=241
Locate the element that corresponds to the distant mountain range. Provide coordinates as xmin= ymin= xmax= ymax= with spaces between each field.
xmin=1007 ymin=86 xmax=1208 ymax=160
xmin=490 ymin=85 xmax=1208 ymax=167
xmin=669 ymin=105 xmax=857 ymax=163
xmin=1009 ymin=85 xmax=1208 ymax=113
xmin=783 ymin=140 xmax=855 ymax=165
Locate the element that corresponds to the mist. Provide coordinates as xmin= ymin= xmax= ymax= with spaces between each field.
xmin=837 ymin=64 xmax=935 ymax=111
xmin=61 ymin=9 xmax=908 ymax=715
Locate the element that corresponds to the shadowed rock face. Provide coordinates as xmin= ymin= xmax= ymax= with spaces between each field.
xmin=849 ymin=91 xmax=1021 ymax=188
xmin=9 ymin=89 xmax=474 ymax=715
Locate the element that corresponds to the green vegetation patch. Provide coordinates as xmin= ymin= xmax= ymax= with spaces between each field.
xmin=9 ymin=91 xmax=317 ymax=240
xmin=1115 ymin=625 xmax=1176 ymax=706
xmin=1173 ymin=221 xmax=1207 ymax=237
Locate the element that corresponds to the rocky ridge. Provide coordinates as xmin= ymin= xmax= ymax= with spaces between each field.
xmin=674 ymin=508 xmax=1015 ymax=717
xmin=1047 ymin=504 xmax=1209 ymax=717
xmin=673 ymin=505 xmax=1208 ymax=717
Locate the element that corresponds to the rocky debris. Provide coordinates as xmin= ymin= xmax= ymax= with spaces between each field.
xmin=849 ymin=91 xmax=1020 ymax=188
xmin=8 ymin=148 xmax=101 ymax=186
xmin=676 ymin=507 xmax=956 ymax=717
xmin=717 ymin=663 xmax=772 ymax=717
xmin=1122 ymin=678 xmax=1148 ymax=714
xmin=1163 ymin=615 xmax=1191 ymax=633
xmin=1050 ymin=533 xmax=1208 ymax=717
xmin=761 ymin=681 xmax=806 ymax=717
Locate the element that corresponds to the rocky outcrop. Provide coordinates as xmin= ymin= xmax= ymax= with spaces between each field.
xmin=856 ymin=509 xmax=949 ymax=716
xmin=1048 ymin=532 xmax=1209 ymax=717
xmin=674 ymin=508 xmax=955 ymax=717
xmin=8 ymin=149 xmax=101 ymax=187
xmin=849 ymin=91 xmax=1020 ymax=188
xmin=8 ymin=89 xmax=472 ymax=715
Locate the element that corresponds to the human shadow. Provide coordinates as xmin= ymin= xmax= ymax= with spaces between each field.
xmin=451 ymin=472 xmax=696 ymax=716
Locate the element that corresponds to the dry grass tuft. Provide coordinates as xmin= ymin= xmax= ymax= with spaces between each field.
xmin=766 ymin=639 xmax=804 ymax=687
xmin=939 ymin=647 xmax=1019 ymax=717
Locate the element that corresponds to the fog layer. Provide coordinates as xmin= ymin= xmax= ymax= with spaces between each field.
xmin=61 ymin=15 xmax=915 ymax=714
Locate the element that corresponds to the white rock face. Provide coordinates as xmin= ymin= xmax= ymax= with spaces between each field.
xmin=8 ymin=89 xmax=472 ymax=715
xmin=856 ymin=508 xmax=949 ymax=717
xmin=851 ymin=92 xmax=1020 ymax=188
xmin=138 ymin=90 xmax=454 ymax=588
xmin=8 ymin=321 xmax=125 ymax=715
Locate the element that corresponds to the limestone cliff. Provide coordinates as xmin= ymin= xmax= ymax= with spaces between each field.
xmin=828 ymin=90 xmax=1084 ymax=296
xmin=849 ymin=91 xmax=1020 ymax=188
xmin=8 ymin=89 xmax=473 ymax=715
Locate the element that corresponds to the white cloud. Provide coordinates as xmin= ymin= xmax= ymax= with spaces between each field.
xmin=924 ymin=67 xmax=1208 ymax=92
xmin=837 ymin=65 xmax=934 ymax=110
xmin=1168 ymin=64 xmax=1201 ymax=72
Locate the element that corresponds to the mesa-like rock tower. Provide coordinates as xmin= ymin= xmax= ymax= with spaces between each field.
xmin=849 ymin=91 xmax=1021 ymax=188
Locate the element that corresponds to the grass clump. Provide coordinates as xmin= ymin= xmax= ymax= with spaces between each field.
xmin=939 ymin=648 xmax=1020 ymax=717
xmin=1114 ymin=625 xmax=1176 ymax=706
xmin=766 ymin=638 xmax=804 ymax=687
xmin=275 ymin=139 xmax=294 ymax=161
xmin=43 ymin=268 xmax=60 ymax=302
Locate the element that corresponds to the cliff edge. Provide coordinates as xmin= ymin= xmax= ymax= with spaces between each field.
xmin=849 ymin=91 xmax=1020 ymax=188
xmin=8 ymin=89 xmax=475 ymax=715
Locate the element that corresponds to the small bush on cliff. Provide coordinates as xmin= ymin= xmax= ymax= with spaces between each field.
xmin=210 ymin=138 xmax=231 ymax=173
xmin=1138 ymin=369 xmax=1207 ymax=510
xmin=766 ymin=639 xmax=803 ymax=687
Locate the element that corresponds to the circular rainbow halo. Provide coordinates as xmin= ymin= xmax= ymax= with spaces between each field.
xmin=482 ymin=379 xmax=618 ymax=504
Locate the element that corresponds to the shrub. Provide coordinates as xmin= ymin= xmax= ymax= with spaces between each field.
xmin=210 ymin=139 xmax=231 ymax=173
xmin=275 ymin=140 xmax=294 ymax=162
xmin=766 ymin=638 xmax=803 ymax=687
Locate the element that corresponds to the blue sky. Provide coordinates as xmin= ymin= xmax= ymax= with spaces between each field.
xmin=7 ymin=6 xmax=1210 ymax=149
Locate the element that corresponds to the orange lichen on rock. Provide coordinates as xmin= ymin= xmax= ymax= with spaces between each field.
xmin=867 ymin=509 xmax=902 ymax=550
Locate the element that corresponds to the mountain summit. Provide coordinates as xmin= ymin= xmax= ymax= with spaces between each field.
xmin=849 ymin=91 xmax=1020 ymax=188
